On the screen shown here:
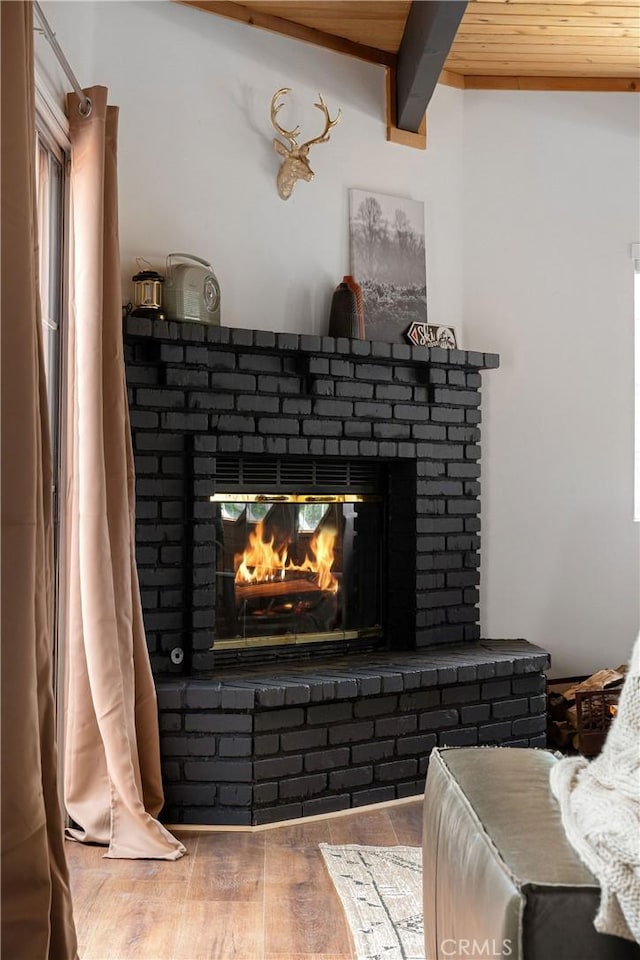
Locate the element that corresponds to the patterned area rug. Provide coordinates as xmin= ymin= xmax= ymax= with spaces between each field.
xmin=319 ymin=843 xmax=425 ymax=960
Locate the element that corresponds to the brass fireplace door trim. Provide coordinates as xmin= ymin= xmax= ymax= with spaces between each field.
xmin=209 ymin=493 xmax=382 ymax=503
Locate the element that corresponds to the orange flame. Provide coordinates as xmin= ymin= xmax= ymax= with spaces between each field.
xmin=234 ymin=521 xmax=338 ymax=593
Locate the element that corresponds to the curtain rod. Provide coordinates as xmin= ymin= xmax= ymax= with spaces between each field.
xmin=33 ymin=1 xmax=92 ymax=117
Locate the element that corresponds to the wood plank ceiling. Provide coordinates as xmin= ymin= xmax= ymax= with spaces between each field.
xmin=451 ymin=0 xmax=640 ymax=88
xmin=180 ymin=0 xmax=640 ymax=91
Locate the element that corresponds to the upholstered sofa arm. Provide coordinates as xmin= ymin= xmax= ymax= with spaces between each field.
xmin=422 ymin=747 xmax=640 ymax=960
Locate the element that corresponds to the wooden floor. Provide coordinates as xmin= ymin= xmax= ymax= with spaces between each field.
xmin=66 ymin=798 xmax=423 ymax=960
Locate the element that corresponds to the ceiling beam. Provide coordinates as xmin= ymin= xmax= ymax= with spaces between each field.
xmin=177 ymin=1 xmax=397 ymax=68
xmin=396 ymin=1 xmax=468 ymax=131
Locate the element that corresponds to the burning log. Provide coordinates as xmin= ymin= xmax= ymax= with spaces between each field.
xmin=235 ymin=576 xmax=330 ymax=600
xmin=236 ymin=577 xmax=339 ymax=633
xmin=234 ymin=520 xmax=339 ymax=594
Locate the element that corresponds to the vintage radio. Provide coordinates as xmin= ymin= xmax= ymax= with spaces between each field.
xmin=164 ymin=253 xmax=221 ymax=325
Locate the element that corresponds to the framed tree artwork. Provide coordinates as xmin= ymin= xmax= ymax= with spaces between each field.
xmin=349 ymin=189 xmax=427 ymax=343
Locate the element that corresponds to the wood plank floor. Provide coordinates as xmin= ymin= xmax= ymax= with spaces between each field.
xmin=65 ymin=798 xmax=423 ymax=960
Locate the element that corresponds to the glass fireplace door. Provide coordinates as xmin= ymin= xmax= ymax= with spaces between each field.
xmin=210 ymin=494 xmax=382 ymax=650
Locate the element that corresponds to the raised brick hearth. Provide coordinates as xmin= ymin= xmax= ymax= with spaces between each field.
xmin=123 ymin=317 xmax=549 ymax=825
xmin=157 ymin=641 xmax=549 ymax=825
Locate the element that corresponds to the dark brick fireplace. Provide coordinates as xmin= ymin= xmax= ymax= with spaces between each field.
xmin=124 ymin=317 xmax=549 ymax=824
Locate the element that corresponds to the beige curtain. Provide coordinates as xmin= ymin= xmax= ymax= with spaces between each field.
xmin=0 ymin=3 xmax=79 ymax=957
xmin=63 ymin=86 xmax=184 ymax=860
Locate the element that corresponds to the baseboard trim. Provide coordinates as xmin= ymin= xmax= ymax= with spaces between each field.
xmin=166 ymin=792 xmax=425 ymax=833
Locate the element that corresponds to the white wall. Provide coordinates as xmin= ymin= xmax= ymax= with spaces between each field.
xmin=38 ymin=1 xmax=465 ymax=336
xmin=38 ymin=3 xmax=640 ymax=675
xmin=35 ymin=0 xmax=97 ymax=112
xmin=464 ymin=91 xmax=640 ymax=676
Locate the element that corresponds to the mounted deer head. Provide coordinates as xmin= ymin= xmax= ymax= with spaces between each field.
xmin=270 ymin=88 xmax=342 ymax=201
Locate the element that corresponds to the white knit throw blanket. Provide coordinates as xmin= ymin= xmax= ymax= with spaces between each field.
xmin=550 ymin=634 xmax=640 ymax=943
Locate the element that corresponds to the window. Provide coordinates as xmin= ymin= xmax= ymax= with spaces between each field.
xmin=35 ymin=106 xmax=69 ymax=749
xmin=635 ymin=247 xmax=640 ymax=521
xmin=35 ymin=125 xmax=65 ymax=477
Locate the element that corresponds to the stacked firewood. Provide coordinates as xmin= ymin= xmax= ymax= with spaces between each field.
xmin=547 ymin=666 xmax=627 ymax=756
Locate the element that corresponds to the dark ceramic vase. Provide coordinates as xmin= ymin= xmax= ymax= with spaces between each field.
xmin=343 ymin=275 xmax=365 ymax=339
xmin=328 ymin=282 xmax=360 ymax=339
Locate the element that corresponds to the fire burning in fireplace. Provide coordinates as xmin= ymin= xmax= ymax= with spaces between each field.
xmin=234 ymin=521 xmax=339 ymax=593
xmin=210 ymin=491 xmax=383 ymax=650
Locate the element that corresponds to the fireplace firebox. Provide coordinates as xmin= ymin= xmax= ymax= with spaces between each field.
xmin=211 ymin=492 xmax=384 ymax=651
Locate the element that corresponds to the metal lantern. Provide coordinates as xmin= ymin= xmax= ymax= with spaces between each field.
xmin=131 ymin=262 xmax=165 ymax=319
